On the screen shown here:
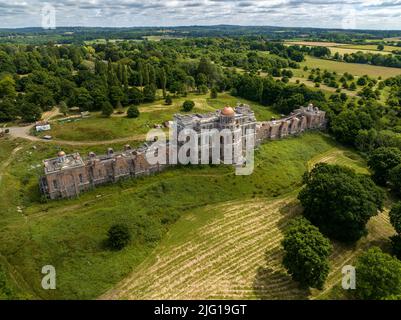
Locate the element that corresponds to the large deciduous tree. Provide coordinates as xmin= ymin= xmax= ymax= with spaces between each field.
xmin=143 ymin=84 xmax=156 ymax=103
xmin=0 ymin=75 xmax=16 ymax=99
xmin=390 ymin=203 xmax=401 ymax=235
xmin=101 ymin=101 xmax=113 ymax=118
xmin=282 ymin=217 xmax=332 ymax=290
xmin=298 ymin=163 xmax=384 ymax=243
xmin=390 ymin=165 xmax=401 ymax=194
xmin=368 ymin=147 xmax=401 ymax=186
xmin=128 ymin=87 xmax=144 ymax=105
xmin=355 ymin=247 xmax=401 ymax=300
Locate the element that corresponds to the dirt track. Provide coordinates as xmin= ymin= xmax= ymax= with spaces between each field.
xmin=5 ymin=108 xmax=146 ymax=146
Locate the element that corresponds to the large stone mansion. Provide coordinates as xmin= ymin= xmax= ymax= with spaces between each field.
xmin=40 ymin=104 xmax=326 ymax=199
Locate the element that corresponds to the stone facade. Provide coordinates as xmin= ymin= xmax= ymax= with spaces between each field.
xmin=256 ymin=104 xmax=326 ymax=143
xmin=40 ymin=103 xmax=326 ymax=200
xmin=174 ymin=104 xmax=257 ymax=165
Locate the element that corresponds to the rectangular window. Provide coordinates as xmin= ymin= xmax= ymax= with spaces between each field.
xmin=53 ymin=180 xmax=58 ymax=189
xmin=79 ymin=174 xmax=83 ymax=184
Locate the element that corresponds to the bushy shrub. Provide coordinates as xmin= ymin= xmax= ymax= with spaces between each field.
xmin=107 ymin=224 xmax=131 ymax=250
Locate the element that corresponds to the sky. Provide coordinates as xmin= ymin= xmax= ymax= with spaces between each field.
xmin=0 ymin=0 xmax=401 ymax=30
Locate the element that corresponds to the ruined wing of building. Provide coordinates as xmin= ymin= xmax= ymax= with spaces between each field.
xmin=40 ymin=104 xmax=326 ymax=200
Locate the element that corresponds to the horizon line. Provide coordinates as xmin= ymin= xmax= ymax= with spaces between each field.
xmin=1 ymin=24 xmax=401 ymax=32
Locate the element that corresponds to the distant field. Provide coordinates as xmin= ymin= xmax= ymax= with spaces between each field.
xmin=284 ymin=41 xmax=398 ymax=56
xmin=84 ymin=39 xmax=137 ymax=45
xmin=341 ymin=44 xmax=400 ymax=52
xmin=301 ymin=56 xmax=401 ymax=78
xmin=285 ymin=41 xmax=347 ymax=47
xmin=143 ymin=35 xmax=184 ymax=41
xmin=328 ymin=47 xmax=390 ymax=56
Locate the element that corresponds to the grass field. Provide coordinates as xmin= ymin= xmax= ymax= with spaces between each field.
xmin=300 ymin=56 xmax=401 ymax=79
xmin=103 ymin=146 xmax=394 ymax=300
xmin=0 ymin=133 xmax=351 ymax=299
xmin=326 ymin=47 xmax=390 ymax=56
xmin=341 ymin=44 xmax=400 ymax=52
xmin=0 ymin=129 xmax=395 ymax=300
xmin=37 ymin=93 xmax=279 ymax=142
xmin=285 ymin=41 xmax=395 ymax=55
xmin=285 ymin=41 xmax=347 ymax=47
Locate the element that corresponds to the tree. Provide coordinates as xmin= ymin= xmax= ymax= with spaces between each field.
xmin=127 ymin=105 xmax=140 ymax=119
xmin=72 ymin=87 xmax=93 ymax=111
xmin=101 ymin=101 xmax=113 ymax=118
xmin=159 ymin=67 xmax=167 ymax=98
xmin=0 ymin=99 xmax=18 ymax=122
xmin=282 ymin=217 xmax=332 ymax=290
xmin=368 ymin=147 xmax=401 ymax=186
xmin=143 ymin=84 xmax=156 ymax=103
xmin=182 ymin=100 xmax=195 ymax=112
xmin=107 ymin=224 xmax=131 ymax=250
xmin=299 ymin=163 xmax=384 ymax=243
xmin=390 ymin=203 xmax=401 ymax=260
xmin=165 ymin=95 xmax=173 ymax=105
xmin=377 ymin=44 xmax=385 ymax=51
xmin=281 ymin=76 xmax=289 ymax=83
xmin=59 ymin=101 xmax=68 ymax=116
xmin=196 ymin=73 xmax=208 ymax=86
xmin=116 ymin=101 xmax=124 ymax=114
xmin=0 ymin=75 xmax=16 ymax=99
xmin=25 ymin=84 xmax=54 ymax=112
xmin=0 ymin=51 xmax=16 ymax=73
xmin=20 ymin=101 xmax=42 ymax=123
xmin=390 ymin=203 xmax=401 ymax=235
xmin=390 ymin=164 xmax=401 ymax=194
xmin=109 ymin=85 xmax=124 ymax=107
xmin=128 ymin=87 xmax=144 ymax=105
xmin=355 ymin=247 xmax=401 ymax=300
xmin=198 ymin=84 xmax=208 ymax=95
xmin=391 ymin=235 xmax=401 ymax=260
xmin=330 ymin=110 xmax=374 ymax=146
xmin=357 ymin=77 xmax=367 ymax=86
xmin=274 ymin=93 xmax=304 ymax=115
xmin=210 ymin=87 xmax=218 ymax=99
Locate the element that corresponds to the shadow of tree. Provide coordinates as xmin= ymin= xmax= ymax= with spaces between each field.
xmin=253 ymin=246 xmax=310 ymax=300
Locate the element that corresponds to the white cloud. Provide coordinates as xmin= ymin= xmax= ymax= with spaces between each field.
xmin=0 ymin=0 xmax=400 ymax=29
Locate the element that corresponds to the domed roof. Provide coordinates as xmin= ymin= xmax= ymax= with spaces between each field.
xmin=221 ymin=106 xmax=235 ymax=116
xmin=58 ymin=151 xmax=66 ymax=157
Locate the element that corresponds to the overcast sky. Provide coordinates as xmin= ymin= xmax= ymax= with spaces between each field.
xmin=1 ymin=0 xmax=401 ymax=30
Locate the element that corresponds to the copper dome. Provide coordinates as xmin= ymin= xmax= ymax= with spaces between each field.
xmin=221 ymin=106 xmax=235 ymax=116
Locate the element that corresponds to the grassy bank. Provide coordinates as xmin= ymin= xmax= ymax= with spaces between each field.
xmin=0 ymin=132 xmax=338 ymax=299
